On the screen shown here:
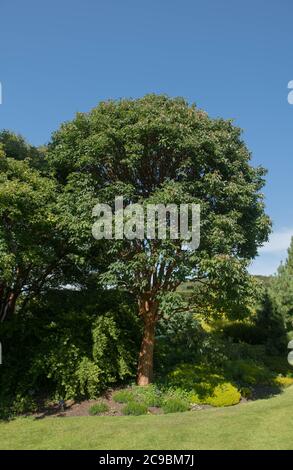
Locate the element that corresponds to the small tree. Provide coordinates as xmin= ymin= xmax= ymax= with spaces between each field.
xmin=48 ymin=95 xmax=271 ymax=384
xmin=255 ymin=290 xmax=287 ymax=354
xmin=270 ymin=237 xmax=293 ymax=330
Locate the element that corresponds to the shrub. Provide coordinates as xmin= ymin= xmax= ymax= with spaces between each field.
xmin=189 ymin=382 xmax=241 ymax=407
xmin=92 ymin=313 xmax=137 ymax=385
xmin=130 ymin=385 xmax=162 ymax=407
xmin=225 ymin=359 xmax=273 ymax=386
xmin=112 ymin=389 xmax=134 ymax=403
xmin=204 ymin=383 xmax=241 ymax=407
xmin=221 ymin=322 xmax=265 ymax=345
xmin=76 ymin=358 xmax=103 ymax=398
xmin=240 ymin=386 xmax=253 ymax=399
xmin=89 ymin=402 xmax=109 ymax=415
xmin=273 ymin=376 xmax=293 ymax=388
xmin=122 ymin=402 xmax=148 ymax=416
xmin=0 ymin=289 xmax=140 ymax=406
xmin=155 ymin=311 xmax=204 ymax=371
xmin=162 ymin=398 xmax=190 ymax=414
xmin=112 ymin=385 xmax=162 ymax=406
xmin=262 ymin=355 xmax=292 ymax=376
xmin=167 ymin=363 xmax=241 ymax=407
xmin=167 ymin=363 xmax=221 ymax=391
xmin=161 ymin=387 xmax=191 ymax=401
xmin=11 ymin=395 xmax=37 ymax=415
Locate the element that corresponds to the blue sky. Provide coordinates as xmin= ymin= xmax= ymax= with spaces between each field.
xmin=0 ymin=0 xmax=293 ymax=275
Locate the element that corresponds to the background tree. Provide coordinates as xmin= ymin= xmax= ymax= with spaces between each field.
xmin=48 ymin=94 xmax=271 ymax=385
xmin=270 ymin=237 xmax=293 ymax=331
xmin=255 ymin=290 xmax=287 ymax=354
xmin=0 ymin=133 xmax=85 ymax=321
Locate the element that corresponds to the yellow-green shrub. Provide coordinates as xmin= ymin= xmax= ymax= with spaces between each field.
xmin=168 ymin=364 xmax=241 ymax=407
xmin=273 ymin=376 xmax=293 ymax=388
xmin=167 ymin=364 xmax=222 ymax=391
xmin=205 ymin=383 xmax=241 ymax=407
xmin=190 ymin=382 xmax=241 ymax=407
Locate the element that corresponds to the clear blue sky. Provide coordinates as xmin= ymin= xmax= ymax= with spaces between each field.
xmin=1 ymin=0 xmax=293 ymax=275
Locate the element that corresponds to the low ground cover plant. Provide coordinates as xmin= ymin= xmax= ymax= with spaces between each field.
xmin=162 ymin=398 xmax=190 ymax=413
xmin=122 ymin=401 xmax=148 ymax=416
xmin=89 ymin=402 xmax=109 ymax=415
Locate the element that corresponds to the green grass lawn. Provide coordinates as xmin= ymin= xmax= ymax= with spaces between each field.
xmin=1 ymin=387 xmax=293 ymax=450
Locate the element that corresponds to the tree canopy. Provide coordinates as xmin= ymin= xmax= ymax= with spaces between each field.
xmin=47 ymin=94 xmax=271 ymax=384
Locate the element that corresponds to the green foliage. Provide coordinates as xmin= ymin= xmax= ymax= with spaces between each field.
xmin=0 ymin=130 xmax=41 ymax=165
xmin=270 ymin=237 xmax=293 ymax=330
xmin=160 ymin=387 xmax=191 ymax=402
xmin=113 ymin=385 xmax=162 ymax=406
xmin=122 ymin=401 xmax=148 ymax=416
xmin=273 ymin=376 xmax=293 ymax=388
xmin=0 ymin=289 xmax=140 ymax=406
xmin=92 ymin=313 xmax=135 ymax=384
xmin=167 ymin=363 xmax=222 ymax=391
xmin=75 ymin=358 xmax=102 ymax=398
xmin=193 ymin=383 xmax=241 ymax=407
xmin=221 ymin=322 xmax=266 ymax=345
xmin=162 ymin=398 xmax=190 ymax=414
xmin=155 ymin=311 xmax=205 ymax=372
xmin=0 ymin=96 xmax=274 ymax=405
xmin=255 ymin=290 xmax=287 ymax=354
xmin=0 ymin=141 xmax=62 ymax=320
xmin=112 ymin=390 xmax=134 ymax=404
xmin=166 ymin=363 xmax=241 ymax=407
xmin=225 ymin=359 xmax=273 ymax=386
xmin=89 ymin=402 xmax=109 ymax=415
xmin=11 ymin=395 xmax=37 ymax=416
xmin=129 ymin=385 xmax=162 ymax=406
xmin=48 ymin=95 xmax=271 ymax=382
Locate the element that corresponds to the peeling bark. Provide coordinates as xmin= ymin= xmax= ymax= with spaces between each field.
xmin=137 ymin=296 xmax=158 ymax=386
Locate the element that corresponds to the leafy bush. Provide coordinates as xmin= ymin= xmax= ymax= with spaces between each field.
xmin=202 ymin=383 xmax=241 ymax=407
xmin=75 ymin=358 xmax=102 ymax=398
xmin=221 ymin=322 xmax=266 ymax=345
xmin=10 ymin=395 xmax=37 ymax=416
xmin=122 ymin=402 xmax=148 ymax=416
xmin=155 ymin=311 xmax=205 ymax=372
xmin=113 ymin=385 xmax=162 ymax=406
xmin=92 ymin=313 xmax=137 ymax=385
xmin=225 ymin=359 xmax=274 ymax=386
xmin=112 ymin=389 xmax=134 ymax=404
xmin=255 ymin=291 xmax=287 ymax=355
xmin=130 ymin=385 xmax=162 ymax=407
xmin=167 ymin=364 xmax=241 ymax=407
xmin=262 ymin=355 xmax=292 ymax=376
xmin=273 ymin=376 xmax=293 ymax=388
xmin=0 ymin=289 xmax=141 ymax=407
xmin=89 ymin=402 xmax=109 ymax=415
xmin=240 ymin=386 xmax=253 ymax=399
xmin=167 ymin=363 xmax=223 ymax=391
xmin=161 ymin=387 xmax=191 ymax=402
xmin=162 ymin=398 xmax=190 ymax=414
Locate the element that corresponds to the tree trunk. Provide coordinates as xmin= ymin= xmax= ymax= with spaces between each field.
xmin=137 ymin=297 xmax=158 ymax=386
xmin=0 ymin=290 xmax=18 ymax=322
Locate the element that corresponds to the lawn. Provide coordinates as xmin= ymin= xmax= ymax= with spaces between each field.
xmin=0 ymin=387 xmax=292 ymax=450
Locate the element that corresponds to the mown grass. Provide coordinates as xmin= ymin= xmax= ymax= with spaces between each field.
xmin=0 ymin=387 xmax=293 ymax=450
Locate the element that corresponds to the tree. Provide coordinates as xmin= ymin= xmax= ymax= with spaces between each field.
xmin=48 ymin=94 xmax=271 ymax=385
xmin=0 ymin=133 xmax=76 ymax=321
xmin=255 ymin=290 xmax=287 ymax=354
xmin=270 ymin=237 xmax=293 ymax=330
